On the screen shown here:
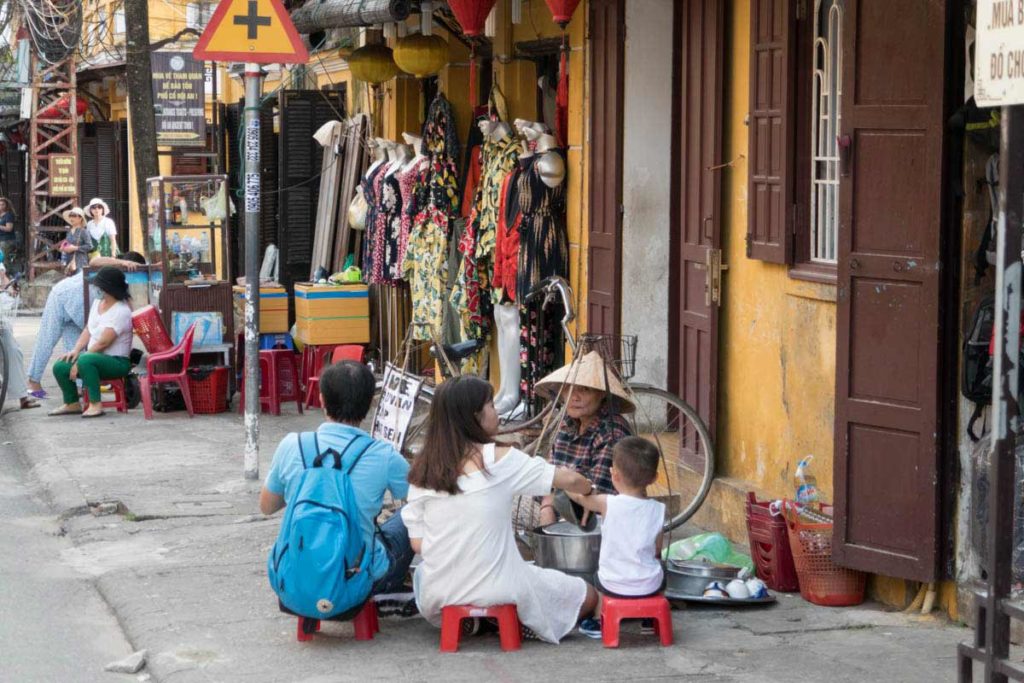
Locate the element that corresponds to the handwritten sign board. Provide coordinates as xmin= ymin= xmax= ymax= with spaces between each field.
xmin=371 ymin=363 xmax=424 ymax=452
xmin=976 ymin=0 xmax=1024 ymax=105
xmin=152 ymin=52 xmax=206 ymax=147
xmin=50 ymin=154 xmax=77 ymax=197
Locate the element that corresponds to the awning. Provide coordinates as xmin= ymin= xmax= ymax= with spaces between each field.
xmin=291 ymin=0 xmax=412 ymax=33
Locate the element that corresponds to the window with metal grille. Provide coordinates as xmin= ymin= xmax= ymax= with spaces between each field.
xmin=809 ymin=0 xmax=842 ymax=264
xmin=186 ymin=2 xmax=215 ymax=30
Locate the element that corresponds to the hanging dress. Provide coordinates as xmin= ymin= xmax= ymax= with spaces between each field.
xmin=396 ymin=158 xmax=427 ymax=280
xmin=376 ymin=167 xmax=403 ymax=284
xmin=359 ymin=162 xmax=388 ymax=283
xmin=491 ymin=164 xmax=524 ymax=304
xmin=515 ymin=149 xmax=569 ymax=302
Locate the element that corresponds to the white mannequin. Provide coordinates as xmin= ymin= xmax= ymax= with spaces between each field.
xmin=387 ymin=142 xmax=413 ymax=176
xmin=534 ymin=133 xmax=565 ymax=189
xmin=492 ymin=302 xmax=522 ymax=416
xmin=401 ymin=132 xmax=428 ymax=173
xmin=366 ymin=137 xmax=388 ymax=176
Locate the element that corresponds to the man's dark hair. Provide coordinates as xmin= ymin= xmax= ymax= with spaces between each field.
xmin=320 ymin=360 xmax=375 ymax=424
xmin=612 ymin=436 xmax=661 ymax=488
xmin=122 ymin=251 xmax=146 ymax=264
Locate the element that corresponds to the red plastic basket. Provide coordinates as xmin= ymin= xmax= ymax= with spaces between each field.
xmin=745 ymin=492 xmax=800 ymax=592
xmin=784 ymin=501 xmax=866 ymax=607
xmin=188 ymin=366 xmax=229 ymax=414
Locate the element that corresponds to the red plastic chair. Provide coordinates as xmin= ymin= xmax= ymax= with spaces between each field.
xmin=132 ymin=305 xmax=174 ymax=354
xmin=440 ymin=604 xmax=521 ymax=653
xmin=600 ymin=595 xmax=674 ymax=648
xmin=239 ymin=349 xmax=303 ymax=415
xmin=140 ymin=323 xmax=197 ymax=420
xmin=296 ymin=601 xmax=379 ymax=643
xmin=304 ymin=345 xmax=366 ymax=409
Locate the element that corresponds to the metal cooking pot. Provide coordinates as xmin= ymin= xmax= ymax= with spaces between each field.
xmin=522 ymin=524 xmax=602 ymax=574
xmin=665 ymin=559 xmax=743 ymax=597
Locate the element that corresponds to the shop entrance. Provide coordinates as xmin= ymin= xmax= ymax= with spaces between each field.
xmin=668 ymin=0 xmax=725 ymax=437
xmin=832 ymin=0 xmax=951 ymax=581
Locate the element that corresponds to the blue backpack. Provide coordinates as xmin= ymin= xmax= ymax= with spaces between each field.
xmin=268 ymin=432 xmax=374 ymax=620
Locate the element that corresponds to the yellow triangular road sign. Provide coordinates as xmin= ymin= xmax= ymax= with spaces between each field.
xmin=193 ymin=0 xmax=308 ymax=64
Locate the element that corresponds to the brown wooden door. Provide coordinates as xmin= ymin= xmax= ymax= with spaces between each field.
xmin=670 ymin=0 xmax=725 ymax=434
xmin=587 ymin=0 xmax=625 ymax=336
xmin=833 ymin=0 xmax=948 ymax=581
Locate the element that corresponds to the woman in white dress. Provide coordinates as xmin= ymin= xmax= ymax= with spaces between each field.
xmin=86 ymin=198 xmax=118 ymax=258
xmin=403 ymin=376 xmax=599 ymax=643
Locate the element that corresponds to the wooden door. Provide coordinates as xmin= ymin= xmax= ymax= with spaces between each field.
xmin=670 ymin=0 xmax=725 ymax=434
xmin=833 ymin=0 xmax=948 ymax=581
xmin=587 ymin=0 xmax=625 ymax=336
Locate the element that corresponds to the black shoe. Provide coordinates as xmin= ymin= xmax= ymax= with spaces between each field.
xmin=520 ymin=623 xmax=543 ymax=641
xmin=374 ymin=592 xmax=419 ymax=618
xmin=640 ymin=618 xmax=656 ymax=635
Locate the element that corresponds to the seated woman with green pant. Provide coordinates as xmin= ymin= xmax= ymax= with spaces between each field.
xmin=48 ymin=267 xmax=133 ymax=418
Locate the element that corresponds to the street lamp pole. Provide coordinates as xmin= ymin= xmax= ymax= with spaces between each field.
xmin=243 ymin=63 xmax=264 ymax=480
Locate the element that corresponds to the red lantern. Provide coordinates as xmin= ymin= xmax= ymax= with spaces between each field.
xmin=544 ymin=0 xmax=582 ymax=29
xmin=447 ymin=0 xmax=497 ymax=37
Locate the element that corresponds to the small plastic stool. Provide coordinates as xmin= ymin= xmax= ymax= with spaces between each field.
xmin=296 ymin=601 xmax=379 ymax=643
xmin=238 ymin=350 xmax=303 ymax=415
xmin=600 ymin=595 xmax=674 ymax=648
xmin=440 ymin=604 xmax=521 ymax=653
xmin=81 ymin=378 xmax=128 ymax=413
xmin=304 ymin=345 xmax=366 ymax=409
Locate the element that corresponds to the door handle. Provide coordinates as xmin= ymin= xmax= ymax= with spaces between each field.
xmin=838 ymin=134 xmax=853 ymax=177
xmin=698 ymin=248 xmax=728 ymax=307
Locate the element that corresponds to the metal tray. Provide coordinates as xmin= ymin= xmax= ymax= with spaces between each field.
xmin=666 ymin=591 xmax=777 ymax=606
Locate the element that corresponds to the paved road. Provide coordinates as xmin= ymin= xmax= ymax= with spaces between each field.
xmin=0 ymin=440 xmax=137 ymax=682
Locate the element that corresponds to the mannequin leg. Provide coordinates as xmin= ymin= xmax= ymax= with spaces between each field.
xmin=492 ymin=303 xmax=522 ymax=416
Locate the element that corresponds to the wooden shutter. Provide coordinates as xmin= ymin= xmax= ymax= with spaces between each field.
xmin=79 ymin=131 xmax=99 ymax=204
xmin=832 ymin=0 xmax=947 ymax=581
xmin=228 ymin=99 xmax=279 ymax=278
xmin=4 ymin=147 xmax=25 ymax=237
xmin=587 ymin=0 xmax=625 ymax=335
xmin=225 ymin=102 xmax=243 ymax=276
xmin=747 ymin=0 xmax=794 ymax=263
xmin=277 ymin=90 xmax=342 ymax=289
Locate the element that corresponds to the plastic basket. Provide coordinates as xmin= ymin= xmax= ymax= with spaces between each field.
xmin=187 ymin=366 xmax=229 ymax=414
xmin=745 ymin=492 xmax=800 ymax=592
xmin=0 ymin=291 xmax=19 ymax=331
xmin=784 ymin=500 xmax=866 ymax=607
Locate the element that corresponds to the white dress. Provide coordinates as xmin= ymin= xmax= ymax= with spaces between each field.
xmin=402 ymin=444 xmax=588 ymax=643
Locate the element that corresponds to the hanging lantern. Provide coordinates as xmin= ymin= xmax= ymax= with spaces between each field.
xmin=447 ymin=0 xmax=497 ymax=37
xmin=393 ymin=33 xmax=449 ymax=78
xmin=347 ymin=44 xmax=400 ymax=85
xmin=543 ymin=0 xmax=582 ymax=29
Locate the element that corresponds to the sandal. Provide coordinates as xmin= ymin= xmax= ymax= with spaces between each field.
xmin=47 ymin=406 xmax=83 ymax=416
xmin=20 ymin=397 xmax=40 ymax=410
xmin=81 ymin=410 xmax=106 ymax=419
xmin=28 ymin=389 xmax=47 ymax=399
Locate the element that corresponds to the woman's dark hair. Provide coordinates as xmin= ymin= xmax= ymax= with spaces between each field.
xmin=0 ymin=197 xmax=14 ymax=218
xmin=320 ymin=361 xmax=376 ymax=423
xmin=408 ymin=376 xmax=494 ymax=495
xmin=122 ymin=251 xmax=146 ymax=265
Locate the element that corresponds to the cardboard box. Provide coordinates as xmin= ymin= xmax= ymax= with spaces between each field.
xmin=294 ymin=283 xmax=370 ymax=345
xmin=233 ymin=285 xmax=289 ymax=333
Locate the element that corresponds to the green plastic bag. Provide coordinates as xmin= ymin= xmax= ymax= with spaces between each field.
xmin=663 ymin=532 xmax=755 ymax=574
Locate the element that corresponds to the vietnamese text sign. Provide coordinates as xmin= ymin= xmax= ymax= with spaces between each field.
xmin=976 ymin=0 xmax=1024 ymax=105
xmin=371 ymin=363 xmax=424 ymax=452
xmin=152 ymin=52 xmax=207 ymax=147
xmin=50 ymin=154 xmax=77 ymax=197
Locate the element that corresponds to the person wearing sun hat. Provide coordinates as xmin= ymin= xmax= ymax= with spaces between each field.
xmin=48 ymin=266 xmax=134 ymax=418
xmin=59 ymin=207 xmax=94 ymax=274
xmin=86 ymin=197 xmax=118 ymax=258
xmin=534 ymin=350 xmax=635 ymax=526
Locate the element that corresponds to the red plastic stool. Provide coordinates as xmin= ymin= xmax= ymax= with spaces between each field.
xmin=81 ymin=378 xmax=129 ymax=413
xmin=601 ymin=595 xmax=674 ymax=648
xmin=238 ymin=350 xmax=303 ymax=415
xmin=295 ymin=601 xmax=379 ymax=642
xmin=440 ymin=604 xmax=521 ymax=653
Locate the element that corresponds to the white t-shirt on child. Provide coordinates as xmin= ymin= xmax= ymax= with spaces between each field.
xmin=597 ymin=494 xmax=666 ymax=595
xmin=87 ymin=299 xmax=133 ymax=357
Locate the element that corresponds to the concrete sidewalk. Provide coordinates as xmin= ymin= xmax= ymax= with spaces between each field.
xmin=2 ymin=316 xmax=970 ymax=682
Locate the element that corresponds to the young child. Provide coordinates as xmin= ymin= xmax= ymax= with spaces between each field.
xmin=567 ymin=436 xmax=665 ymax=638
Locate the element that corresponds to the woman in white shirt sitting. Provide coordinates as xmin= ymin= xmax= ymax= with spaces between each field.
xmin=402 ymin=376 xmax=600 ymax=643
xmin=48 ymin=267 xmax=133 ymax=418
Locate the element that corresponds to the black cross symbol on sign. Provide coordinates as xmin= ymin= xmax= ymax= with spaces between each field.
xmin=233 ymin=0 xmax=271 ymax=40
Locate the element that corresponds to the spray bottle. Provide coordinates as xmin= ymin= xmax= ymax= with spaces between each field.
xmin=795 ymin=455 xmax=820 ymax=506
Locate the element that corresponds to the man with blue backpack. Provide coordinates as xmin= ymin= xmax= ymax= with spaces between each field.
xmin=259 ymin=360 xmax=415 ymax=621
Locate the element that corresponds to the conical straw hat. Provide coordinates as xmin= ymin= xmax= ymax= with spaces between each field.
xmin=535 ymin=350 xmax=635 ymax=413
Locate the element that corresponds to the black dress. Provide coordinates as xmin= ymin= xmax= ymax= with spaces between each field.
xmin=515 ymin=149 xmax=569 ymax=303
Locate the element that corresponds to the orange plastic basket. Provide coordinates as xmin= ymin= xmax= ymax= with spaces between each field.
xmin=784 ymin=501 xmax=866 ymax=607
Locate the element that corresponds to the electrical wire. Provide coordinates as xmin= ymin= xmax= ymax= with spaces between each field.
xmin=15 ymin=0 xmax=82 ymax=65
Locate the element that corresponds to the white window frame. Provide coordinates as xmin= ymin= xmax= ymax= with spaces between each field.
xmin=809 ymin=0 xmax=843 ymax=265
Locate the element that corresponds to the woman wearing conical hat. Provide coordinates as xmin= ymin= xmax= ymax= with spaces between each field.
xmin=535 ymin=351 xmax=634 ymax=526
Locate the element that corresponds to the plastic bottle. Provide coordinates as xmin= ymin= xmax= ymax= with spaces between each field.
xmin=200 ymin=233 xmax=210 ymax=262
xmin=170 ymin=232 xmax=181 ymax=255
xmin=795 ymin=456 xmax=820 ymax=505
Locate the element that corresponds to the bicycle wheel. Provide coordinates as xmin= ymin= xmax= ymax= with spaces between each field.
xmin=0 ymin=331 xmax=8 ymax=410
xmin=625 ymin=384 xmax=715 ymax=532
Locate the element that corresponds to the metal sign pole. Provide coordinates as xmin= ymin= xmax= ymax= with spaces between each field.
xmin=243 ymin=63 xmax=264 ymax=480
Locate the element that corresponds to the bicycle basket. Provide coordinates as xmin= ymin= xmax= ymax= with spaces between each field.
xmin=578 ymin=334 xmax=638 ymax=380
xmin=0 ymin=292 xmax=18 ymax=331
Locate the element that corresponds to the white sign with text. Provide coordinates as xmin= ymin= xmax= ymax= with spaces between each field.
xmin=976 ymin=0 xmax=1024 ymax=105
xmin=371 ymin=363 xmax=424 ymax=452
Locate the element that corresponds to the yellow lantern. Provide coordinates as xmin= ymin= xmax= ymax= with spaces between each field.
xmin=393 ymin=33 xmax=449 ymax=78
xmin=347 ymin=44 xmax=399 ymax=85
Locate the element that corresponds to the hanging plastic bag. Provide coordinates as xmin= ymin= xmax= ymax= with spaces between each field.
xmin=348 ymin=188 xmax=368 ymax=231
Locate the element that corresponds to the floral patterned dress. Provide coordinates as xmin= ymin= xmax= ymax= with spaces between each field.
xmin=396 ymin=158 xmax=427 ymax=279
xmin=360 ymin=162 xmax=388 ymax=283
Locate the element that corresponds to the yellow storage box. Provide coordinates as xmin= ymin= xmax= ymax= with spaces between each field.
xmin=233 ymin=285 xmax=289 ymax=333
xmin=294 ymin=283 xmax=370 ymax=345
